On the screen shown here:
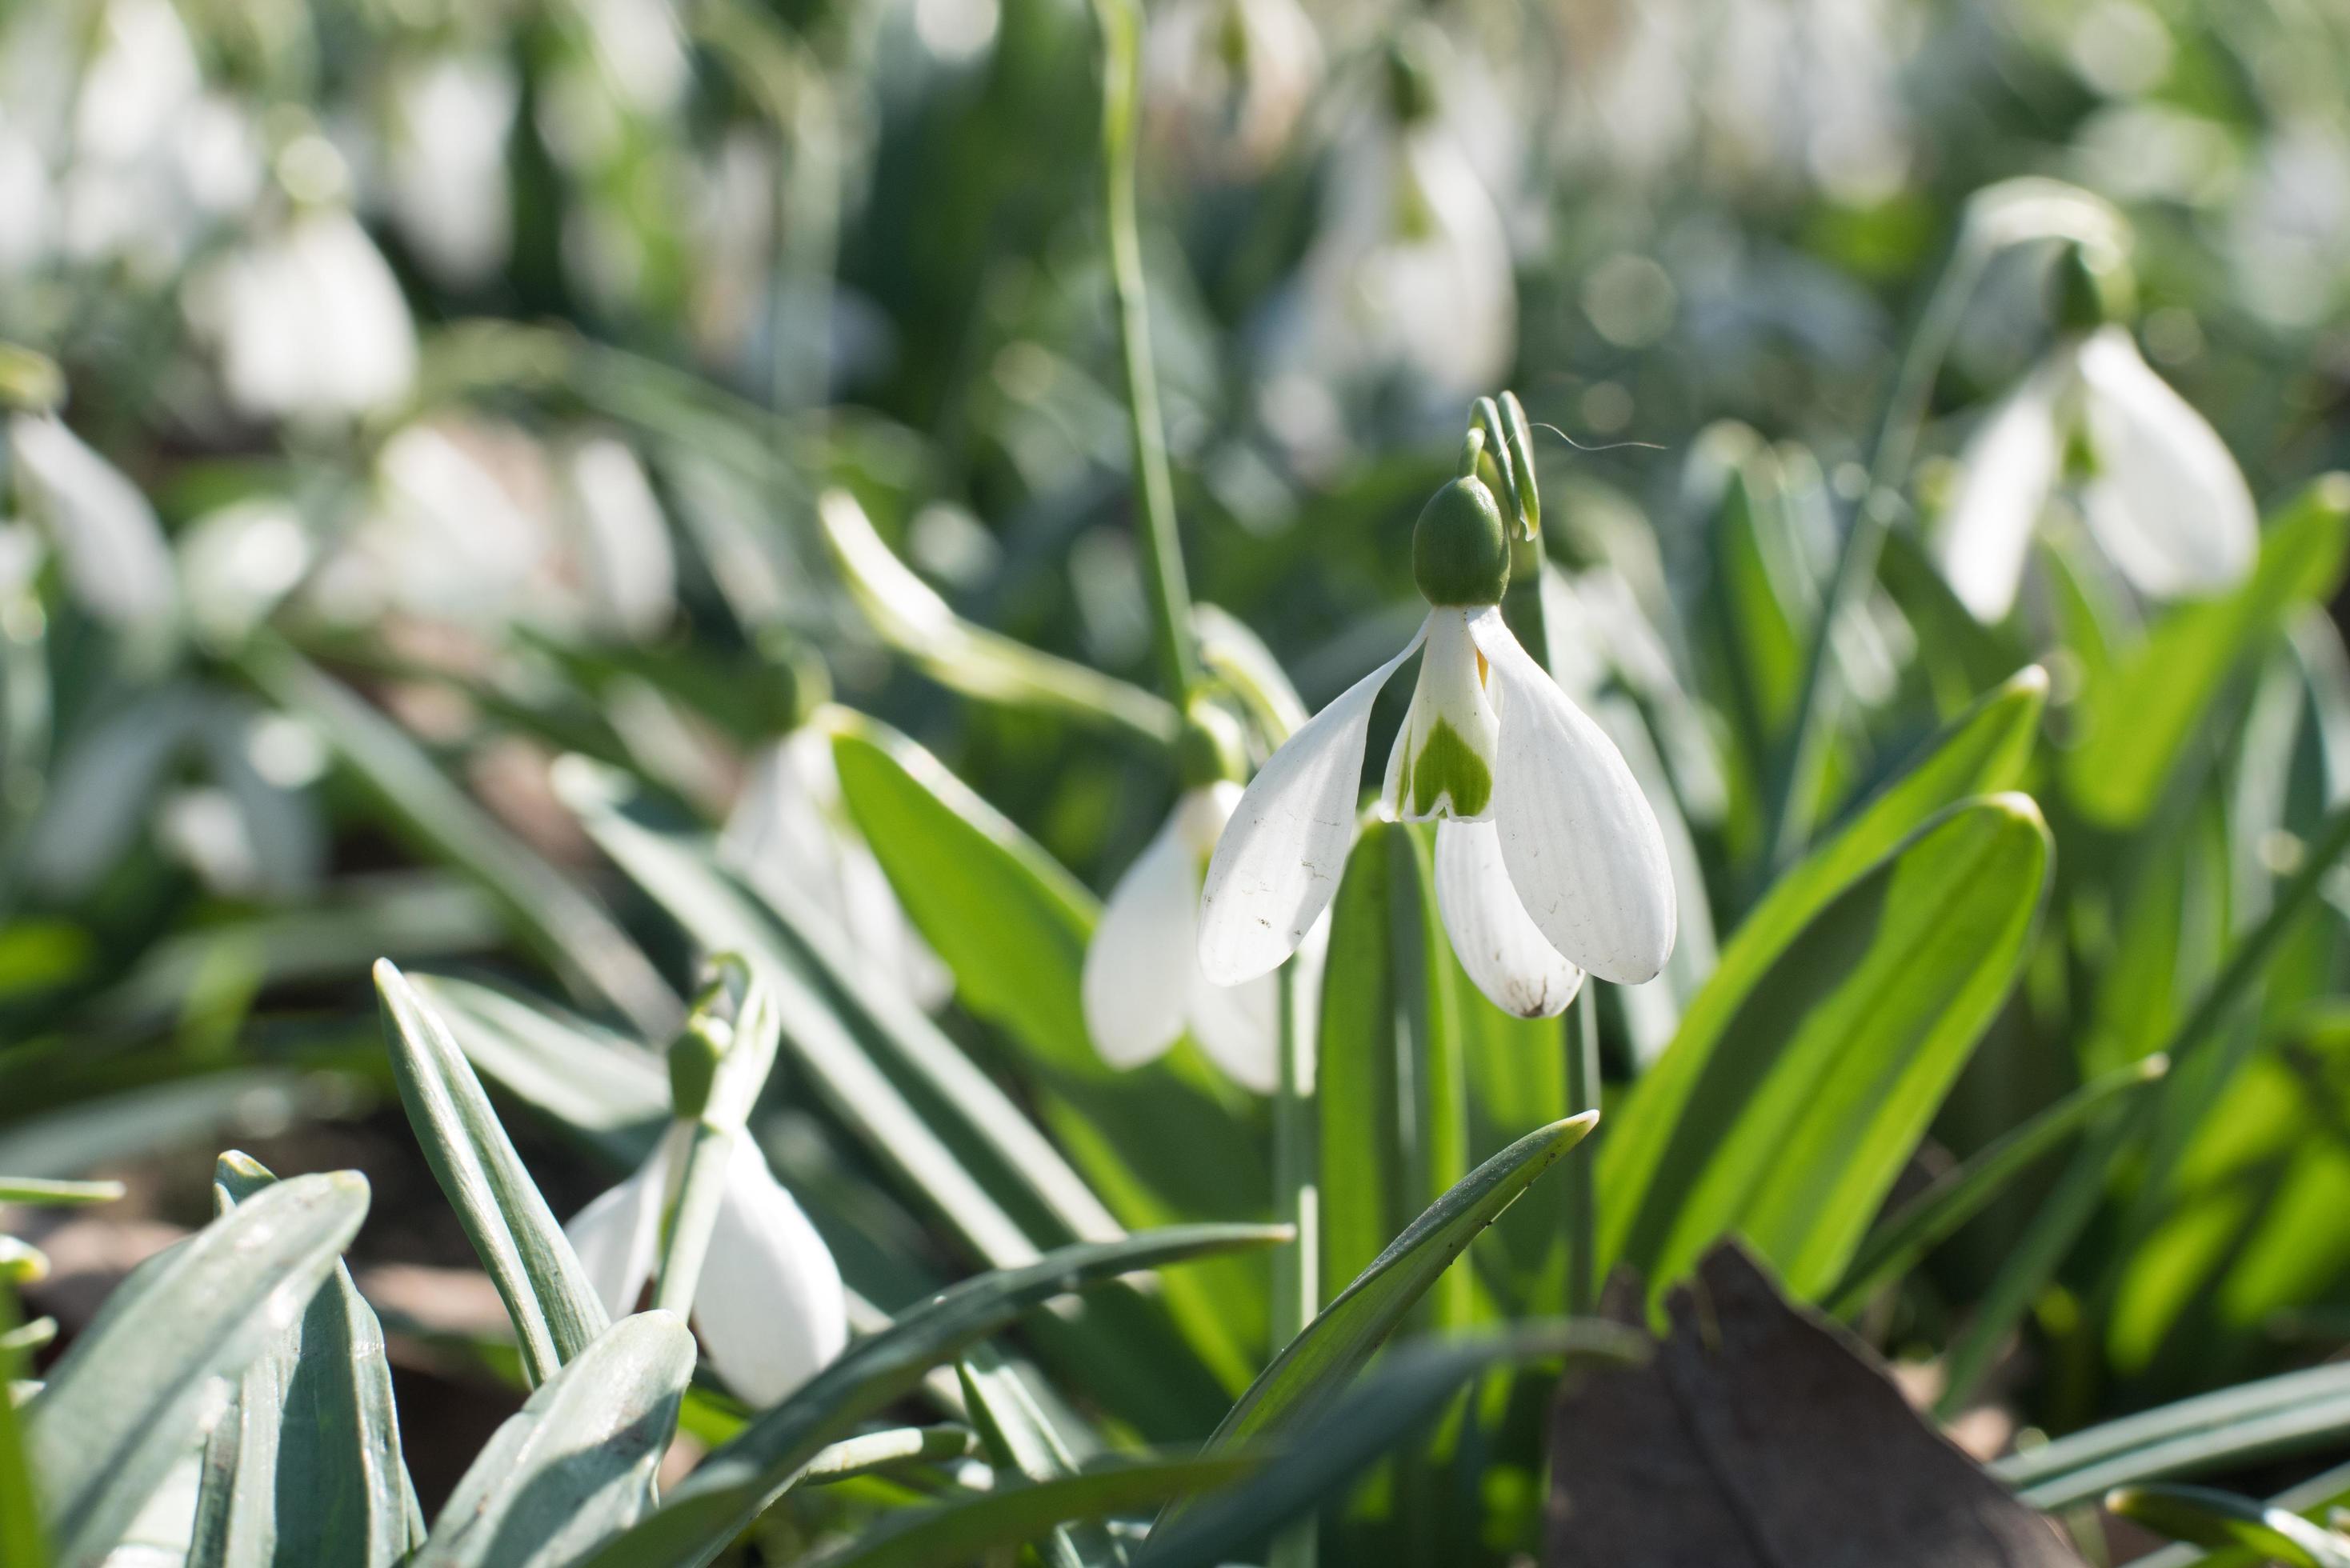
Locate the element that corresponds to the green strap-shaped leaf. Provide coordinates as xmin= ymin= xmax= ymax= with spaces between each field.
xmin=828 ymin=714 xmax=1268 ymax=1386
xmin=1207 ymin=1115 xmax=1596 ymax=1457
xmin=414 ymin=1312 xmax=695 ymax=1568
xmin=796 ymin=1427 xmax=979 ymax=1486
xmin=23 ymin=1174 xmax=369 ymax=1568
xmin=1605 ymin=796 xmax=2051 ymax=1301
xmin=408 ymin=974 xmax=667 ymax=1168
xmin=374 ymin=959 xmax=610 ymax=1385
xmin=1 ymin=1281 xmax=46 ymax=1568
xmin=188 ymin=1154 xmax=414 ymax=1568
xmin=1600 ymin=664 xmax=2045 ymax=1274
xmin=2065 ymin=475 xmax=2350 ymax=826
xmin=2108 ymin=1483 xmax=2350 ymax=1568
xmin=958 ymin=1348 xmax=1112 ymax=1568
xmin=0 ymin=1180 xmax=122 ymax=1207
xmin=798 ymin=1457 xmax=1255 ymax=1568
xmin=579 ymin=1225 xmax=1287 ymax=1568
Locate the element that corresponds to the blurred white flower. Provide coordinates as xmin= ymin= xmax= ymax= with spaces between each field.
xmin=722 ymin=726 xmax=953 ymax=1010
xmin=1083 ymin=781 xmax=1278 ymax=1092
xmin=7 ymin=413 xmax=175 ymax=630
xmin=191 ymin=209 xmax=418 ymax=425
xmin=1277 ymin=117 xmax=1515 ymax=401
xmin=566 ymin=1128 xmax=846 ymax=1406
xmin=1144 ymin=0 xmax=1322 ymax=177
xmin=1935 ymin=323 xmax=2256 ymax=622
xmin=1199 ymin=602 xmax=1676 ymax=1018
xmin=386 ymin=54 xmax=518 ymax=289
xmin=557 ymin=436 xmax=678 ymax=641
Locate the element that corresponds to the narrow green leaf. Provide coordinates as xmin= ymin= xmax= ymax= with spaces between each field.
xmin=799 ymin=1457 xmax=1254 ymax=1568
xmin=958 ymin=1349 xmax=1111 ymax=1568
xmin=0 ymin=1282 xmax=47 ymax=1568
xmin=2066 ymin=476 xmax=2350 ymax=826
xmin=578 ymin=1225 xmax=1287 ymax=1568
xmin=2108 ymin=1483 xmax=2350 ymax=1568
xmin=414 ymin=1312 xmax=695 ymax=1568
xmin=23 ymin=1173 xmax=369 ymax=1568
xmin=1604 ymin=795 xmax=2051 ymax=1301
xmin=374 ymin=959 xmax=611 ymax=1384
xmin=0 ymin=1180 xmax=122 ymax=1207
xmin=1600 ymin=666 xmax=2047 ymax=1267
xmin=1994 ymin=1361 xmax=2350 ymax=1510
xmin=1210 ymin=1115 xmax=1596 ymax=1456
xmin=827 ymin=715 xmax=1267 ymax=1386
xmin=797 ymin=1427 xmax=979 ymax=1486
xmin=190 ymin=1154 xmax=411 ymax=1568
xmin=407 ymin=974 xmax=667 ymax=1167
xmin=240 ymin=638 xmax=678 ymax=1037
xmin=1824 ymin=1053 xmax=2169 ymax=1316
xmin=1137 ymin=1322 xmax=1645 ymax=1568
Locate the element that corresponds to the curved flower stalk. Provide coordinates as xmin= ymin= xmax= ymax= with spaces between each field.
xmin=1933 ymin=246 xmax=2256 ymax=623
xmin=1083 ymin=706 xmax=1282 ymax=1092
xmin=566 ymin=964 xmax=848 ymax=1406
xmin=1199 ymin=456 xmax=1677 ymax=1018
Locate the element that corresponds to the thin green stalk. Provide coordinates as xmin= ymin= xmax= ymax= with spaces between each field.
xmin=1565 ymin=985 xmax=1601 ymax=1317
xmin=652 ymin=1122 xmax=730 ymax=1318
xmin=1089 ymin=0 xmax=1199 ymax=702
xmin=1762 ymin=237 xmax=1993 ymax=869
xmin=1939 ymin=796 xmax=2350 ymax=1412
xmin=1270 ymin=961 xmax=1319 ymax=1568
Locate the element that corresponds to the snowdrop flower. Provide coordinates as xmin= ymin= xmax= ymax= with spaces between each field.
xmin=1144 ymin=0 xmax=1322 ymax=177
xmin=1199 ymin=463 xmax=1676 ymax=1018
xmin=1083 ymin=705 xmax=1278 ymax=1093
xmin=1934 ymin=244 xmax=2256 ymax=623
xmin=7 ymin=413 xmax=176 ymax=630
xmin=190 ymin=207 xmax=418 ymax=426
xmin=566 ymin=995 xmax=847 ymax=1406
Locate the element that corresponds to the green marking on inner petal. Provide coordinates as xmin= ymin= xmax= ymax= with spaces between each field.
xmin=1409 ymin=718 xmax=1493 ymax=818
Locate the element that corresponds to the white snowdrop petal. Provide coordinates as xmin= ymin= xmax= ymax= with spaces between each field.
xmin=563 ymin=1154 xmax=667 ymax=1319
xmin=693 ymin=1138 xmax=849 ymax=1407
xmin=1435 ymin=820 xmax=1584 ymax=1018
xmin=1934 ymin=360 xmax=2066 ymax=622
xmin=2076 ymin=325 xmax=2257 ymax=602
xmin=1185 ymin=962 xmax=1280 ymax=1094
xmin=1395 ymin=609 xmax=1500 ymax=823
xmin=1468 ymin=608 xmax=1677 ymax=985
xmin=1198 ymin=622 xmax=1425 ymax=985
xmin=1083 ymin=806 xmax=1199 ymax=1070
xmin=8 ymin=414 xmax=176 ymax=628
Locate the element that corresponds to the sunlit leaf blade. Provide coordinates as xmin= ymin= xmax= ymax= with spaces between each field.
xmin=829 ymin=714 xmax=1268 ymax=1384
xmin=1207 ymin=1115 xmax=1596 ymax=1458
xmin=240 ymin=638 xmax=679 ymax=1037
xmin=957 ymin=1349 xmax=1107 ymax=1568
xmin=414 ymin=1312 xmax=694 ymax=1568
xmin=798 ymin=1456 xmax=1254 ymax=1568
xmin=1604 ymin=794 xmax=2052 ymax=1301
xmin=23 ymin=1173 xmax=369 ymax=1568
xmin=1994 ymin=1360 xmax=2350 ymax=1510
xmin=578 ymin=1225 xmax=1287 ymax=1568
xmin=409 ymin=974 xmax=667 ymax=1168
xmin=1823 ymin=1053 xmax=2168 ymax=1316
xmin=1137 ymin=1323 xmax=1644 ymax=1568
xmin=1599 ymin=666 xmax=2045 ymax=1272
xmin=0 ymin=1179 xmax=122 ymax=1207
xmin=374 ymin=959 xmax=611 ymax=1385
xmin=189 ymin=1154 xmax=413 ymax=1568
xmin=1 ymin=1282 xmax=46 ymax=1568
xmin=2108 ymin=1482 xmax=2350 ymax=1568
xmin=2066 ymin=476 xmax=2350 ymax=826
xmin=797 ymin=1427 xmax=979 ymax=1486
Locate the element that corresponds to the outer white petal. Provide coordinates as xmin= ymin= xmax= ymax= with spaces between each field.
xmin=1082 ymin=806 xmax=1198 ymax=1071
xmin=1199 ymin=623 xmax=1425 ymax=984
xmin=2076 ymin=325 xmax=2258 ymax=602
xmin=1933 ymin=360 xmax=2066 ymax=622
xmin=1435 ymin=820 xmax=1584 ymax=1018
xmin=1468 ymin=608 xmax=1676 ymax=985
xmin=563 ymin=1150 xmax=667 ymax=1319
xmin=8 ymin=414 xmax=176 ymax=628
xmin=692 ymin=1138 xmax=849 ymax=1406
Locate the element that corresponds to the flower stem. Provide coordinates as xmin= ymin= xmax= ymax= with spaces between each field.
xmin=1270 ymin=960 xmax=1320 ymax=1568
xmin=1566 ymin=982 xmax=1601 ymax=1315
xmin=1089 ymin=0 xmax=1199 ymax=703
xmin=653 ymin=1121 xmax=731 ymax=1318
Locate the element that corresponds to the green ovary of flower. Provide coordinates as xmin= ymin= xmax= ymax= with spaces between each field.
xmin=1407 ymin=716 xmax=1494 ymax=817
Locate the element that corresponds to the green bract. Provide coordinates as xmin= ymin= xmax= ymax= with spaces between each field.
xmin=1411 ymin=476 xmax=1510 ymax=607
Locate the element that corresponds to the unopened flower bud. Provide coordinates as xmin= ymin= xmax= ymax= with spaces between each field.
xmin=1413 ymin=474 xmax=1511 ymax=607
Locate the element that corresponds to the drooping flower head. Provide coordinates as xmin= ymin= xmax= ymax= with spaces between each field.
xmin=1934 ymin=240 xmax=2256 ymax=623
xmin=1198 ymin=446 xmax=1677 ymax=1018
